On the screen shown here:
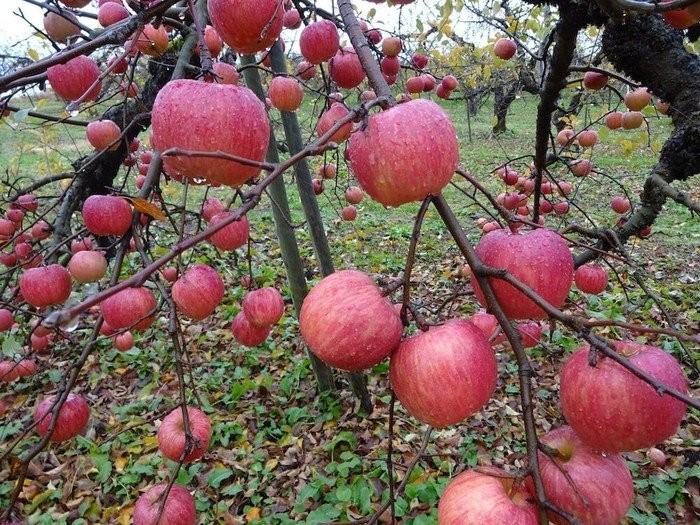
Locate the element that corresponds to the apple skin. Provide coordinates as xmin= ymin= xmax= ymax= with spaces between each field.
xmin=151 ymin=79 xmax=269 ymax=187
xmin=211 ymin=61 xmax=239 ymax=84
xmin=43 ymin=10 xmax=81 ymax=42
xmin=574 ymin=264 xmax=608 ymax=294
xmin=69 ymin=250 xmax=108 ymax=283
xmin=47 ymin=55 xmax=102 ymax=102
xmin=82 ymin=195 xmax=132 ymax=237
xmin=230 ymin=311 xmax=271 ymax=347
xmin=621 ymin=111 xmax=644 ymax=129
xmin=530 ymin=426 xmax=634 ymax=525
xmin=208 ymin=0 xmax=284 ymax=55
xmin=172 ymin=264 xmax=225 ymax=320
xmin=101 ymin=286 xmax=157 ymax=331
xmin=315 ymin=103 xmax=353 ymax=145
xmin=300 ymin=19 xmax=340 ymax=64
xmin=20 ymin=264 xmax=72 ymax=307
xmin=114 ymin=331 xmax=134 ymax=351
xmin=345 ymin=99 xmax=459 ymax=207
xmin=494 ymin=38 xmax=517 ymax=59
xmin=157 ymin=406 xmax=212 ymax=463
xmin=560 ymin=342 xmax=687 ymax=453
xmin=208 ymin=212 xmax=250 ymax=251
xmin=329 ymin=47 xmax=366 ymax=89
xmin=624 ymin=87 xmax=652 ymax=111
xmin=242 ymin=287 xmax=285 ymax=327
xmin=438 ymin=466 xmax=538 ymax=525
xmin=133 ymin=484 xmax=196 ymax=525
xmin=472 ymin=228 xmax=574 ymax=319
xmin=610 ymin=195 xmax=631 ymax=214
xmin=98 ymin=2 xmax=129 ymax=27
xmin=582 ymin=71 xmax=608 ymax=90
xmin=299 ymin=270 xmax=403 ymax=372
xmin=34 ymin=393 xmax=90 ymax=443
xmin=268 ymin=76 xmax=304 ymax=112
xmin=86 ymin=120 xmax=122 ymax=151
xmin=389 ymin=319 xmax=496 ymax=428
xmin=0 ymin=308 xmax=14 ymax=332
xmin=604 ymin=111 xmax=623 ymax=130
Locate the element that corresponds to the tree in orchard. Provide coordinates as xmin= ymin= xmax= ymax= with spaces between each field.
xmin=0 ymin=0 xmax=698 ymax=523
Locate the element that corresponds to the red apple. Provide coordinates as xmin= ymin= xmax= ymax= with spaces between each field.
xmin=346 ymin=99 xmax=458 ymax=207
xmin=34 ymin=393 xmax=90 ymax=443
xmin=300 ymin=19 xmax=339 ymax=64
xmin=441 ymin=74 xmax=458 ymax=91
xmin=555 ymin=128 xmax=575 ymax=146
xmin=329 ymin=47 xmax=366 ymax=89
xmin=16 ymin=194 xmax=38 ymax=212
xmin=574 ymin=264 xmax=608 ymax=294
xmin=211 ymin=61 xmax=239 ymax=84
xmin=208 ymin=0 xmax=284 ymax=55
xmin=471 ymin=228 xmax=574 ymax=319
xmin=200 ymin=197 xmax=225 ymax=222
xmin=30 ymin=220 xmax=51 ymax=240
xmin=101 ymin=286 xmax=157 ymax=331
xmin=299 ymin=270 xmax=403 ymax=371
xmin=406 ymin=76 xmax=425 ymax=93
xmin=114 ymin=331 xmax=134 ymax=351
xmin=230 ymin=311 xmax=271 ymax=346
xmin=283 ymin=8 xmax=301 ymax=29
xmin=98 ymin=2 xmax=129 ymax=27
xmin=577 ymin=129 xmax=598 ymax=148
xmin=157 ymin=406 xmax=212 ymax=463
xmin=0 ymin=361 xmax=20 ymax=382
xmin=390 ymin=319 xmax=496 ymax=428
xmin=208 ymin=212 xmax=250 ymax=251
xmin=130 ymin=23 xmax=169 ymax=56
xmin=43 ymin=10 xmax=81 ymax=42
xmin=172 ymin=264 xmax=225 ymax=320
xmin=69 ymin=250 xmax=108 ymax=283
xmin=561 ymin=342 xmax=687 ymax=453
xmin=151 ymin=79 xmax=269 ymax=187
xmin=20 ymin=264 xmax=72 ymax=307
xmin=582 ymin=71 xmax=608 ymax=90
xmin=604 ymin=111 xmax=623 ymax=130
xmin=82 ymin=195 xmax=132 ymax=236
xmin=16 ymin=359 xmax=37 ymax=378
xmin=468 ymin=310 xmax=506 ymax=345
xmin=86 ymin=120 xmax=122 ymax=151
xmin=420 ymin=74 xmax=436 ymax=92
xmin=242 ymin=287 xmax=284 ymax=327
xmin=515 ymin=321 xmax=542 ymax=348
xmin=315 ymin=102 xmax=353 ymax=145
xmin=382 ymin=36 xmax=402 ymax=57
xmin=624 ymin=87 xmax=652 ymax=111
xmin=318 ymin=163 xmax=337 ymax=179
xmin=532 ymin=426 xmax=634 ymax=525
xmin=296 ymin=60 xmax=317 ymax=80
xmin=47 ymin=55 xmax=102 ymax=102
xmin=341 ymin=205 xmax=357 ymax=221
xmin=312 ymin=178 xmax=324 ymax=195
xmin=610 ymin=195 xmax=631 ymax=214
xmin=494 ymin=38 xmax=517 ymax=60
xmin=621 ymin=111 xmax=644 ymax=129
xmin=570 ymin=159 xmax=592 ymax=177
xmin=0 ymin=309 xmax=13 ymax=332
xmin=438 ymin=466 xmax=538 ymax=524
xmin=133 ymin=484 xmax=196 ymax=525
xmin=268 ymin=76 xmax=304 ymax=112
xmin=380 ymin=56 xmax=401 ymax=76
xmin=344 ymin=186 xmax=363 ymax=204
xmin=655 ymin=99 xmax=670 ymax=115
xmin=662 ymin=6 xmax=697 ymax=29
xmin=71 ymin=237 xmax=93 ymax=253
xmin=411 ymin=53 xmax=428 ymax=69
xmin=201 ymin=25 xmax=223 ymax=58
xmin=59 ymin=0 xmax=90 ymax=7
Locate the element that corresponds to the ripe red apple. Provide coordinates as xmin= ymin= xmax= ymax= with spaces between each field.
xmin=20 ymin=264 xmax=72 ymax=307
xmin=242 ymin=287 xmax=284 ymax=327
xmin=208 ymin=212 xmax=250 ymax=251
xmin=380 ymin=56 xmax=401 ymax=76
xmin=604 ymin=111 xmax=623 ymax=130
xmin=86 ymin=120 xmax=122 ymax=151
xmin=43 ymin=10 xmax=81 ymax=42
xmin=230 ymin=311 xmax=271 ymax=346
xmin=315 ymin=102 xmax=353 ymax=145
xmin=82 ymin=195 xmax=132 ymax=236
xmin=172 ymin=264 xmax=225 ymax=320
xmin=570 ymin=159 xmax=592 ymax=177
xmin=312 ymin=178 xmax=324 ymax=195
xmin=610 ymin=195 xmax=631 ymax=214
xmin=69 ymin=250 xmax=108 ymax=283
xmin=0 ymin=309 xmax=13 ymax=332
xmin=420 ymin=74 xmax=436 ymax=92
xmin=319 ymin=164 xmax=337 ymax=179
xmin=411 ymin=53 xmax=428 ymax=69
xmin=268 ymin=76 xmax=304 ymax=112
xmin=382 ymin=36 xmax=402 ymax=57
xmin=157 ymin=406 xmax=212 ymax=463
xmin=71 ymin=237 xmax=93 ymax=253
xmin=200 ymin=197 xmax=225 ymax=222
xmin=300 ymin=19 xmax=339 ymax=64
xmin=114 ymin=331 xmax=134 ymax=351
xmin=211 ymin=61 xmax=239 ymax=84
xmin=555 ymin=128 xmax=575 ymax=146
xmin=133 ymin=484 xmax=196 ymax=525
xmin=471 ymin=228 xmax=574 ymax=319
xmin=98 ymin=2 xmax=129 ymax=27
xmin=208 ymin=0 xmax=284 ymax=55
xmin=16 ymin=194 xmax=38 ymax=212
xmin=34 ymin=393 xmax=90 ymax=443
xmin=662 ymin=6 xmax=697 ymax=29
xmin=655 ymin=99 xmax=671 ymax=115
xmin=438 ymin=466 xmax=538 ymax=524
xmin=577 ymin=129 xmax=598 ymax=148
xmin=30 ymin=219 xmax=51 ymax=240
xmin=406 ymin=76 xmax=425 ymax=93
xmin=561 ymin=342 xmax=687 ymax=453
xmin=574 ymin=264 xmax=608 ymax=294
xmin=515 ymin=321 xmax=542 ymax=348
xmin=468 ymin=310 xmax=506 ymax=345
xmin=341 ymin=205 xmax=357 ymax=221
xmin=130 ymin=23 xmax=169 ymax=56
xmin=390 ymin=319 xmax=496 ymax=428
xmin=344 ymin=186 xmax=363 ymax=204
xmin=494 ymin=38 xmax=517 ymax=60
xmin=582 ymin=71 xmax=608 ymax=90
xmin=329 ymin=47 xmax=366 ymax=89
xmin=346 ymin=99 xmax=458 ymax=207
xmin=621 ymin=111 xmax=644 ymax=129
xmin=101 ymin=286 xmax=157 ymax=331
xmin=201 ymin=25 xmax=223 ymax=58
xmin=283 ymin=8 xmax=301 ymax=29
xmin=151 ymin=79 xmax=269 ymax=187
xmin=299 ymin=270 xmax=403 ymax=371
xmin=624 ymin=87 xmax=652 ymax=111
xmin=59 ymin=0 xmax=90 ymax=7
xmin=47 ymin=55 xmax=102 ymax=102
xmin=296 ymin=60 xmax=317 ymax=80
xmin=441 ymin=74 xmax=458 ymax=91
xmin=0 ymin=361 xmax=20 ymax=382
xmin=531 ymin=426 xmax=634 ymax=525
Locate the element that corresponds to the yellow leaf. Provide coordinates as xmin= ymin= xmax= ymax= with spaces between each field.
xmin=27 ymin=49 xmax=39 ymax=62
xmin=114 ymin=456 xmax=128 ymax=473
xmin=246 ymin=507 xmax=261 ymax=521
xmin=124 ymin=197 xmax=166 ymax=221
xmin=118 ymin=505 xmax=133 ymax=525
xmin=143 ymin=435 xmax=159 ymax=450
xmin=265 ymin=459 xmax=279 ymax=470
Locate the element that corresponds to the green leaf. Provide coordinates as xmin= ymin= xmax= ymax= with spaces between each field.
xmin=207 ymin=467 xmax=234 ymax=489
xmin=306 ymin=504 xmax=341 ymax=524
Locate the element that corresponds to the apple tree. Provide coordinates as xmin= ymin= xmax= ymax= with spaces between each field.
xmin=0 ymin=0 xmax=698 ymax=523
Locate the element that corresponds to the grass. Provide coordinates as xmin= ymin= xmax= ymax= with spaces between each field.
xmin=0 ymin=87 xmax=698 ymax=524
